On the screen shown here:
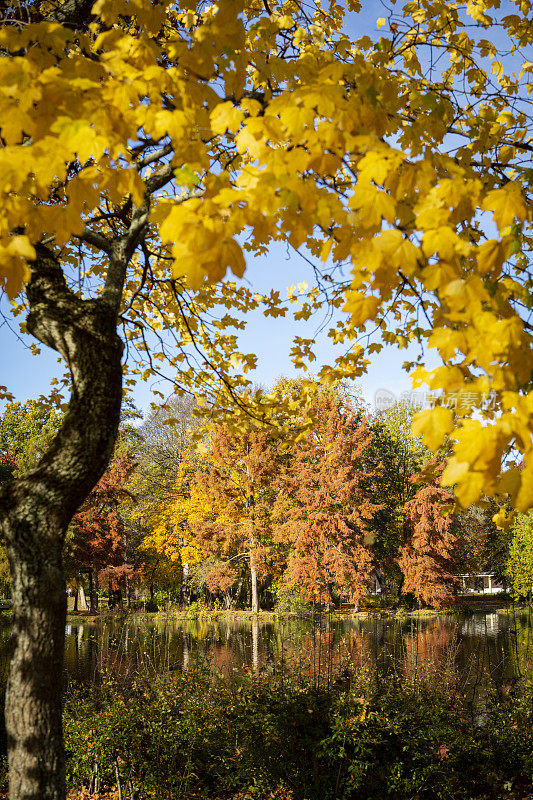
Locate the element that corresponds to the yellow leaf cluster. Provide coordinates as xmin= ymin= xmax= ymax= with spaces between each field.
xmin=0 ymin=0 xmax=533 ymax=510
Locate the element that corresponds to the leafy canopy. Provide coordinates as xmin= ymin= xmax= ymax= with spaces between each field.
xmin=1 ymin=0 xmax=533 ymax=508
xmin=0 ymin=400 xmax=62 ymax=474
xmin=506 ymin=512 xmax=533 ymax=600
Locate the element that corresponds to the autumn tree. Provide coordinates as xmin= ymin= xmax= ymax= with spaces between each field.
xmin=66 ymin=449 xmax=135 ymax=612
xmin=187 ymin=423 xmax=279 ymax=613
xmin=139 ymin=456 xmax=205 ymax=607
xmin=274 ymin=392 xmax=380 ymax=608
xmin=136 ymin=548 xmax=183 ymax=608
xmin=398 ymin=465 xmax=457 ymax=609
xmin=1 ymin=0 xmax=533 ymax=797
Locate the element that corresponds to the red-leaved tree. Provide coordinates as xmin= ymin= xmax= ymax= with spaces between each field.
xmin=67 ymin=450 xmax=135 ymax=611
xmin=398 ymin=464 xmax=457 ymax=609
xmin=274 ymin=393 xmax=381 ymax=608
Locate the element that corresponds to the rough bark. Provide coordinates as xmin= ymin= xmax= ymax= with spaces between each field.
xmin=0 ymin=245 xmax=124 ymax=800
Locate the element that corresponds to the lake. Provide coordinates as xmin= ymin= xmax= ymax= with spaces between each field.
xmin=48 ymin=609 xmax=533 ymax=697
xmin=0 ymin=609 xmax=528 ymax=695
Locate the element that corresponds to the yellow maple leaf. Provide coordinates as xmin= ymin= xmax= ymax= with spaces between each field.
xmin=477 ymin=238 xmax=509 ymax=275
xmin=441 ymin=457 xmax=470 ymax=486
xmin=515 ymin=463 xmax=533 ymax=513
xmin=0 ymin=236 xmax=35 ymax=299
xmin=348 ymin=185 xmax=396 ymax=228
xmin=210 ymin=102 xmax=245 ymax=135
xmin=222 ymin=238 xmax=246 ymax=279
xmin=422 ymin=227 xmax=470 ymax=261
xmin=454 ymin=471 xmax=485 ymax=508
xmin=411 ymin=407 xmax=454 ymax=450
xmin=342 ymin=292 xmax=380 ymax=326
xmin=482 ymin=185 xmax=526 ymax=230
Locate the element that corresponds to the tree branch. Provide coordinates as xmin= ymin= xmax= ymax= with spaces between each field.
xmin=0 ymin=243 xmax=124 ymax=527
xmin=44 ymin=0 xmax=95 ymax=29
xmin=138 ymin=143 xmax=174 ymax=168
xmin=75 ymin=229 xmax=112 ymax=255
xmin=145 ymin=162 xmax=176 ymax=195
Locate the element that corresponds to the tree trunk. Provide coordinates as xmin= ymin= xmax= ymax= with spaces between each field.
xmin=247 ymin=491 xmax=259 ymax=615
xmin=3 ymin=537 xmax=66 ymax=800
xmin=88 ymin=568 xmax=99 ymax=614
xmin=0 ymin=244 xmax=125 ymax=800
xmin=374 ymin=563 xmax=388 ymax=598
xmin=182 ymin=561 xmax=190 ymax=607
xmin=78 ymin=578 xmax=87 ymax=612
xmin=250 ymin=550 xmax=259 ymax=615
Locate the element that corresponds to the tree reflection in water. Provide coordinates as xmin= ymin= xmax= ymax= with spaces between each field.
xmin=0 ymin=611 xmax=528 ymax=698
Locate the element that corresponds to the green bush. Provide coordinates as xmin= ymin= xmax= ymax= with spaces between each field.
xmin=272 ymin=583 xmax=311 ymax=615
xmin=64 ymin=669 xmax=533 ymax=800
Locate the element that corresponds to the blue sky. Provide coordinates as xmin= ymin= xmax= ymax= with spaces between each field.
xmin=0 ymin=239 xmax=431 ymax=417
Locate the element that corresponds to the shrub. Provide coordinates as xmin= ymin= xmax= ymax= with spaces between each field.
xmin=64 ymin=670 xmax=533 ymax=800
xmin=272 ymin=583 xmax=311 ymax=615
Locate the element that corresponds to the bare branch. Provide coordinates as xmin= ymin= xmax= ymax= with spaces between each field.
xmin=75 ymin=229 xmax=112 ymax=255
xmin=138 ymin=143 xmax=174 ymax=168
xmin=144 ymin=162 xmax=176 ymax=195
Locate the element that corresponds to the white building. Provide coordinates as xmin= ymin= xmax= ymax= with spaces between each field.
xmin=456 ymin=573 xmax=505 ymax=594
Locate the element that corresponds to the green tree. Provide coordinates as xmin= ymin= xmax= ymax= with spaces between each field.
xmin=370 ymin=402 xmax=429 ymax=594
xmin=506 ymin=513 xmax=533 ymax=601
xmin=0 ymin=400 xmax=62 ymax=474
xmin=454 ymin=500 xmax=508 ymax=582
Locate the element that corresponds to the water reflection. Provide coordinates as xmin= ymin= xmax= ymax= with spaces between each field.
xmin=42 ymin=611 xmax=531 ymax=696
xmin=0 ymin=611 xmax=528 ymax=696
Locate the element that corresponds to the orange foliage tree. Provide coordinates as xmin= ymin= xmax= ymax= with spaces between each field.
xmin=398 ymin=465 xmax=457 ymax=609
xmin=274 ymin=393 xmax=380 ymax=608
xmin=67 ymin=450 xmax=136 ymax=612
xmin=190 ymin=423 xmax=279 ymax=613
